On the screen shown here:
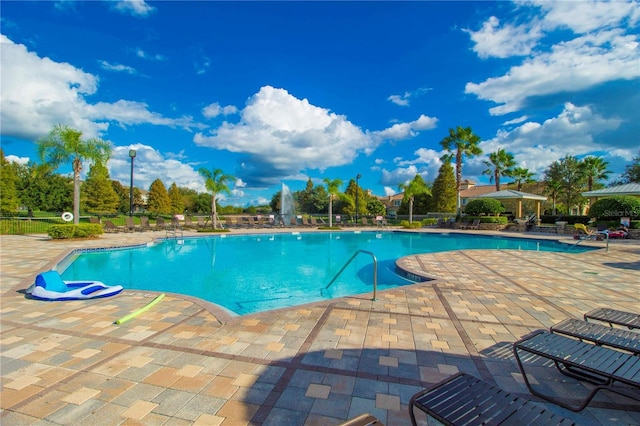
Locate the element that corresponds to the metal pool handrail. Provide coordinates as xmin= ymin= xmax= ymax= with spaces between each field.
xmin=324 ymin=250 xmax=378 ymax=301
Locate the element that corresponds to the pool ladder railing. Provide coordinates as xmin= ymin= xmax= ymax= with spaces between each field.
xmin=324 ymin=250 xmax=378 ymax=301
xmin=166 ymin=225 xmax=184 ymax=240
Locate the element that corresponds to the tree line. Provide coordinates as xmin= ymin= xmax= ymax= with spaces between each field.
xmin=1 ymin=124 xmax=639 ymax=222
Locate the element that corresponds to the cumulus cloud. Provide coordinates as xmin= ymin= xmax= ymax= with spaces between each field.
xmin=383 ymin=186 xmax=397 ymax=196
xmin=466 ymin=30 xmax=640 ymax=115
xmin=0 ymin=35 xmax=203 ymax=141
xmin=478 ymin=102 xmax=623 ymax=177
xmin=109 ymin=144 xmax=205 ymax=192
xmin=5 ymin=155 xmax=29 ymax=165
xmin=194 ymin=86 xmax=435 ymax=187
xmin=465 ymin=2 xmax=640 ymax=116
xmin=531 ymin=0 xmax=640 ymax=34
xmin=464 ymin=16 xmax=542 ymax=58
xmin=112 ymin=0 xmax=155 ymax=17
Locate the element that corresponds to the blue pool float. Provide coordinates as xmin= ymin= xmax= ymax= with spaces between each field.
xmin=26 ymin=270 xmax=123 ymax=301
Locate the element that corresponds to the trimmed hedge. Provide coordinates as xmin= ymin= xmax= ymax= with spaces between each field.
xmin=540 ymin=215 xmax=591 ymax=225
xmin=400 ymin=220 xmax=423 ymax=229
xmin=48 ymin=224 xmax=103 ymax=239
xmin=464 ymin=198 xmax=505 ymax=216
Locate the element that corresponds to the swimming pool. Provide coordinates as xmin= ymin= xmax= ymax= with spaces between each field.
xmin=60 ymin=231 xmax=593 ymax=315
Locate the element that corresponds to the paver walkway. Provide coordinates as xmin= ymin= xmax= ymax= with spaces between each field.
xmin=1 ymin=229 xmax=639 ymax=425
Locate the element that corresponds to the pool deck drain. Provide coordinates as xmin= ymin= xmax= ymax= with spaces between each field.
xmin=1 ymin=228 xmax=639 ymax=425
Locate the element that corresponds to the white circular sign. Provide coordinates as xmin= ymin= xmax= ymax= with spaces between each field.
xmin=61 ymin=212 xmax=74 ymax=222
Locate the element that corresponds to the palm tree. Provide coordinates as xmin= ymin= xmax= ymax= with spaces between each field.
xmin=440 ymin=126 xmax=482 ymax=216
xmin=323 ymin=178 xmax=343 ymax=228
xmin=482 ymin=149 xmax=515 ymax=191
xmin=37 ymin=124 xmax=111 ymax=224
xmin=580 ymin=156 xmax=610 ymax=191
xmin=198 ymin=168 xmax=234 ymax=229
xmin=544 ymin=179 xmax=562 ymax=215
xmin=511 ymin=167 xmax=536 ymax=191
xmin=398 ymin=174 xmax=431 ymax=224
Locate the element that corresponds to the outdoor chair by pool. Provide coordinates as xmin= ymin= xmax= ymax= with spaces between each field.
xmin=184 ymin=216 xmax=196 ymax=229
xmin=103 ymin=220 xmax=121 ymax=233
xmin=550 ymin=318 xmax=640 ymax=355
xmin=513 ymin=330 xmax=640 ymax=411
xmin=139 ymin=216 xmax=152 ymax=231
xmin=155 ymin=217 xmax=167 ymax=231
xmin=584 ymin=308 xmax=640 ymax=330
xmin=125 ymin=216 xmax=137 ymax=232
xmin=409 ymin=373 xmax=575 ymax=425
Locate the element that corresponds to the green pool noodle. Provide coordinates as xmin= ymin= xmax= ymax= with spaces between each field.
xmin=115 ymin=293 xmax=165 ymax=324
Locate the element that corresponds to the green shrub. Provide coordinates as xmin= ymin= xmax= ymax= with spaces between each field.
xmin=478 ymin=216 xmax=508 ymax=224
xmin=48 ymin=224 xmax=103 ymax=239
xmin=422 ymin=218 xmax=439 ymax=226
xmin=588 ymin=196 xmax=640 ymax=220
xmin=464 ymin=199 xmax=505 ymax=216
xmin=400 ymin=220 xmax=423 ymax=229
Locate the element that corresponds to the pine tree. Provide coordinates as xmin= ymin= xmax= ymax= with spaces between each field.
xmin=82 ymin=161 xmax=119 ymax=214
xmin=431 ymin=160 xmax=457 ymax=213
xmin=147 ymin=178 xmax=171 ymax=214
xmin=168 ymin=182 xmax=184 ymax=214
xmin=0 ymin=149 xmax=19 ymax=214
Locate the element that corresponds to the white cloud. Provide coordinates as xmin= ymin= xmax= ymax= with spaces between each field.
xmin=387 ymin=93 xmax=410 ymax=106
xmin=466 ymin=30 xmax=640 ymax=115
xmin=380 ymin=165 xmax=430 ymax=186
xmin=387 ymin=87 xmax=432 ymax=106
xmin=109 ymin=144 xmax=204 ymax=192
xmin=99 ymin=60 xmax=137 ymax=74
xmin=0 ymin=35 xmax=203 ymax=141
xmin=5 ymin=155 xmax=29 ymax=165
xmin=479 ymin=102 xmax=622 ymax=176
xmin=465 ymin=16 xmax=542 ymax=58
xmin=502 ymin=115 xmax=528 ymax=126
xmin=112 ymin=0 xmax=155 ymax=17
xmin=202 ymin=102 xmax=238 ymax=118
xmin=383 ymin=186 xmax=397 ymax=196
xmin=530 ymin=0 xmax=640 ymax=34
xmin=372 ymin=114 xmax=438 ymax=141
xmin=194 ymin=86 xmax=434 ymax=186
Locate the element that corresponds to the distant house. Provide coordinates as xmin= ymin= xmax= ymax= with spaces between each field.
xmin=377 ymin=193 xmax=405 ymax=217
xmin=458 ymin=180 xmax=496 ymax=211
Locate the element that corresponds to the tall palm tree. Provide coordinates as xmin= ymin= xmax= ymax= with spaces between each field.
xmin=398 ymin=174 xmax=431 ymax=223
xmin=440 ymin=126 xmax=482 ymax=216
xmin=511 ymin=167 xmax=536 ymax=191
xmin=323 ymin=178 xmax=343 ymax=228
xmin=580 ymin=156 xmax=610 ymax=191
xmin=198 ymin=167 xmax=234 ymax=229
xmin=482 ymin=149 xmax=515 ymax=191
xmin=37 ymin=124 xmax=111 ymax=224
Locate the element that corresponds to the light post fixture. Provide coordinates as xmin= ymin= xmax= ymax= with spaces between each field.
xmin=355 ymin=173 xmax=361 ymax=226
xmin=129 ymin=149 xmax=136 ymax=217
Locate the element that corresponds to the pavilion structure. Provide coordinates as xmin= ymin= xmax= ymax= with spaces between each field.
xmin=473 ymin=189 xmax=547 ymax=219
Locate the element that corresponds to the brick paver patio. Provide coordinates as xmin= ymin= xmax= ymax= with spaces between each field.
xmin=1 ymin=228 xmax=639 ymax=425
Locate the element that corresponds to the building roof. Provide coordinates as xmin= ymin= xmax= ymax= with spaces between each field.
xmin=473 ymin=189 xmax=547 ymax=201
xmin=459 ymin=184 xmax=496 ymax=198
xmin=582 ymin=183 xmax=640 ymax=197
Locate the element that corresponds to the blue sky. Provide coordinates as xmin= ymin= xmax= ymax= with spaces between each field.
xmin=1 ymin=1 xmax=639 ymax=207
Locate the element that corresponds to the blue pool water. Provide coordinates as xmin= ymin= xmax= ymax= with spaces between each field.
xmin=60 ymin=231 xmax=592 ymax=315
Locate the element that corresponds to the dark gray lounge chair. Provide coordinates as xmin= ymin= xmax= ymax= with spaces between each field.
xmin=551 ymin=318 xmax=640 ymax=355
xmin=409 ymin=373 xmax=575 ymax=425
xmin=584 ymin=308 xmax=640 ymax=330
xmin=513 ymin=330 xmax=640 ymax=411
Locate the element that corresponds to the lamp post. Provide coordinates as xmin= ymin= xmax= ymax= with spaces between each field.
xmin=355 ymin=173 xmax=361 ymax=226
xmin=129 ymin=149 xmax=136 ymax=217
